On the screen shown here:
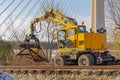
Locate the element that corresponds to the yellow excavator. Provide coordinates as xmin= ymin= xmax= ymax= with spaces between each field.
xmin=18 ymin=9 xmax=115 ymax=66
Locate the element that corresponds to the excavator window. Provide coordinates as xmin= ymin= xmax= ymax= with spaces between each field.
xmin=78 ymin=25 xmax=86 ymax=33
xmin=67 ymin=29 xmax=75 ymax=37
xmin=66 ymin=29 xmax=76 ymax=48
xmin=58 ymin=31 xmax=66 ymax=48
xmin=58 ymin=29 xmax=76 ymax=48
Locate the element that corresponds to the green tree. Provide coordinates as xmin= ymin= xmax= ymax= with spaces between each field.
xmin=0 ymin=40 xmax=13 ymax=65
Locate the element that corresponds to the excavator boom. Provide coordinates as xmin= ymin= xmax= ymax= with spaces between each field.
xmin=30 ymin=9 xmax=77 ymax=33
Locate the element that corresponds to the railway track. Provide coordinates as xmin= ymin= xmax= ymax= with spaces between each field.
xmin=0 ymin=65 xmax=120 ymax=70
xmin=1 ymin=65 xmax=120 ymax=80
xmin=0 ymin=66 xmax=120 ymax=74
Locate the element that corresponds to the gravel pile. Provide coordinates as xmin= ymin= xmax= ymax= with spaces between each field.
xmin=0 ymin=70 xmax=18 ymax=80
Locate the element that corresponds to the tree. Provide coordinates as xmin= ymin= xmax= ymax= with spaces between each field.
xmin=36 ymin=20 xmax=63 ymax=61
xmin=106 ymin=0 xmax=120 ymax=51
xmin=107 ymin=0 xmax=120 ymax=29
xmin=5 ymin=17 xmax=22 ymax=41
xmin=0 ymin=40 xmax=13 ymax=65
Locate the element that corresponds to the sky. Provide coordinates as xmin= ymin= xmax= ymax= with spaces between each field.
xmin=0 ymin=0 xmax=91 ymax=16
xmin=0 ymin=0 xmax=92 ymax=40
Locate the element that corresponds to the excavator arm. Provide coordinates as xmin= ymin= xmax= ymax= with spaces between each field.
xmin=30 ymin=9 xmax=77 ymax=33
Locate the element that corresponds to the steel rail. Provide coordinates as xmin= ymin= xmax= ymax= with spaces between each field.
xmin=0 ymin=66 xmax=120 ymax=70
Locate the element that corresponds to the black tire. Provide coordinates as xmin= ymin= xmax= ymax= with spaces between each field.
xmin=54 ymin=56 xmax=64 ymax=66
xmin=78 ymin=54 xmax=95 ymax=66
xmin=111 ymin=56 xmax=116 ymax=62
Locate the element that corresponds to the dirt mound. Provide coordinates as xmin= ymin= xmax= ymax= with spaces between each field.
xmin=11 ymin=55 xmax=49 ymax=66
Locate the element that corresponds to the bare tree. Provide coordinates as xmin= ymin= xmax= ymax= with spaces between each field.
xmin=5 ymin=17 xmax=29 ymax=42
xmin=107 ymin=0 xmax=120 ymax=29
xmin=5 ymin=17 xmax=19 ymax=41
xmin=106 ymin=0 xmax=120 ymax=50
xmin=36 ymin=20 xmax=62 ymax=61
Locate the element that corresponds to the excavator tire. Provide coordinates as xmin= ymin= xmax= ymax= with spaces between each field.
xmin=54 ymin=56 xmax=64 ymax=66
xmin=78 ymin=54 xmax=95 ymax=66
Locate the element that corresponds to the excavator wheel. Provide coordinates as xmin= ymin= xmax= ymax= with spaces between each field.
xmin=54 ymin=56 xmax=64 ymax=66
xmin=78 ymin=54 xmax=95 ymax=66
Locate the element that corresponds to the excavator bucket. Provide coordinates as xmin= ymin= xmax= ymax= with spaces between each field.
xmin=17 ymin=34 xmax=48 ymax=62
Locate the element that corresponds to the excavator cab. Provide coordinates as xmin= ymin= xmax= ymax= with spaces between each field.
xmin=57 ymin=28 xmax=76 ymax=49
xmin=57 ymin=25 xmax=86 ymax=50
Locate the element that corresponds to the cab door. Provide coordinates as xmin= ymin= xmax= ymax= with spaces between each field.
xmin=58 ymin=30 xmax=66 ymax=48
xmin=57 ymin=29 xmax=76 ymax=49
xmin=66 ymin=29 xmax=76 ymax=48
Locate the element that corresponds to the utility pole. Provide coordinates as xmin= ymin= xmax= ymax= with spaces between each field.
xmin=91 ymin=0 xmax=105 ymax=32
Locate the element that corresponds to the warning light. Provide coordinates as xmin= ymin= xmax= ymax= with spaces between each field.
xmin=82 ymin=21 xmax=84 ymax=25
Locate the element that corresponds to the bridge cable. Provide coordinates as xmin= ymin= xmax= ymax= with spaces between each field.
xmin=58 ymin=0 xmax=67 ymax=13
xmin=39 ymin=0 xmax=47 ymax=13
xmin=8 ymin=0 xmax=39 ymax=41
xmin=54 ymin=0 xmax=61 ymax=11
xmin=16 ymin=1 xmax=43 ymax=41
xmin=1 ymin=0 xmax=32 ymax=36
xmin=8 ymin=0 xmax=40 ymax=41
xmin=68 ymin=0 xmax=77 ymax=18
xmin=0 ymin=0 xmax=15 ymax=16
xmin=73 ymin=0 xmax=80 ymax=18
xmin=0 ymin=0 xmax=24 ymax=28
xmin=62 ymin=0 xmax=71 ymax=15
xmin=0 ymin=0 xmax=7 ymax=7
xmin=66 ymin=0 xmax=74 ymax=17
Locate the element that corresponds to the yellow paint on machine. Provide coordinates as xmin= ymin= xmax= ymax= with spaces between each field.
xmin=78 ymin=33 xmax=107 ymax=51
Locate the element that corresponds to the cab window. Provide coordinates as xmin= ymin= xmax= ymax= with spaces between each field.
xmin=58 ymin=31 xmax=66 ymax=48
xmin=67 ymin=29 xmax=75 ymax=37
xmin=78 ymin=25 xmax=86 ymax=32
xmin=58 ymin=31 xmax=65 ymax=41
